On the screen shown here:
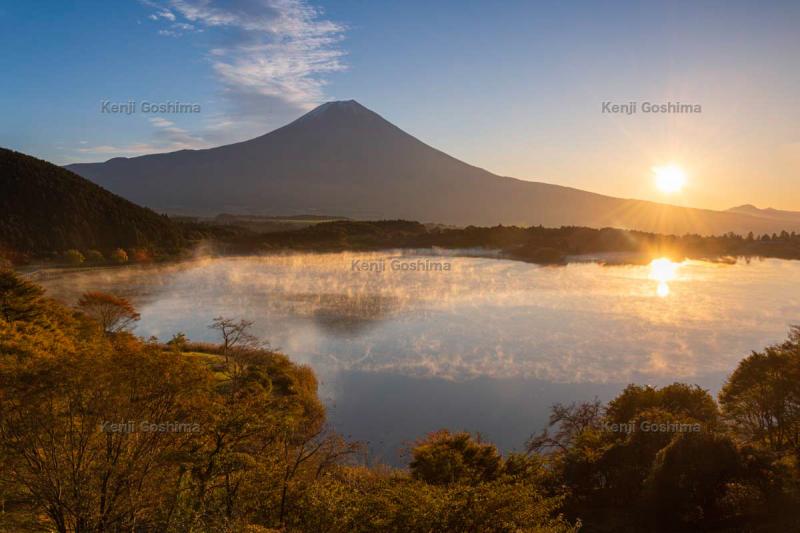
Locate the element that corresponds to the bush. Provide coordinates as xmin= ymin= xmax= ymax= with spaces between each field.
xmin=63 ymin=249 xmax=85 ymax=265
xmin=291 ymin=467 xmax=578 ymax=533
xmin=110 ymin=248 xmax=129 ymax=264
xmin=85 ymin=250 xmax=105 ymax=263
xmin=128 ymin=248 xmax=152 ymax=263
xmin=410 ymin=430 xmax=503 ymax=485
xmin=167 ymin=332 xmax=188 ymax=352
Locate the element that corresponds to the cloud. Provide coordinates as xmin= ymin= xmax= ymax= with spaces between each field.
xmin=148 ymin=116 xmax=209 ymax=147
xmin=77 ymin=116 xmax=211 ymax=157
xmin=148 ymin=0 xmax=346 ymax=127
xmin=149 ymin=9 xmax=176 ymax=20
xmin=77 ymin=143 xmax=165 ymax=156
xmin=74 ymin=0 xmax=347 ymax=160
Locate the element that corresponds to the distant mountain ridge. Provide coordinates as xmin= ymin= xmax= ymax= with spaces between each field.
xmin=0 ymin=148 xmax=182 ymax=255
xmin=67 ymin=100 xmax=800 ymax=236
xmin=727 ymin=204 xmax=800 ymax=226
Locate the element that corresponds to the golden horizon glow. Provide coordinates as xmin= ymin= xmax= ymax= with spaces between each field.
xmin=649 ymin=257 xmax=681 ymax=297
xmin=652 ymin=165 xmax=687 ymax=194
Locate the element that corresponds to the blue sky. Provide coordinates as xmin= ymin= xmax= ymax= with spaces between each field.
xmin=1 ymin=0 xmax=798 ymax=209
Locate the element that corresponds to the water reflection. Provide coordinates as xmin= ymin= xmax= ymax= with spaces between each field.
xmin=24 ymin=252 xmax=800 ymax=465
xmin=290 ymin=293 xmax=397 ymax=336
xmin=649 ymin=258 xmax=682 ymax=297
xmin=29 ymin=252 xmax=799 ymax=384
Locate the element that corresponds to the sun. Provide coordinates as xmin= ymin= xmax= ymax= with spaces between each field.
xmin=652 ymin=165 xmax=687 ymax=194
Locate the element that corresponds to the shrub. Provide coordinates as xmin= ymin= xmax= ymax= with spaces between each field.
xmin=63 ymin=249 xmax=85 ymax=265
xmin=85 ymin=250 xmax=105 ymax=263
xmin=410 ymin=430 xmax=503 ymax=485
xmin=167 ymin=332 xmax=188 ymax=352
xmin=128 ymin=248 xmax=152 ymax=263
xmin=110 ymin=248 xmax=129 ymax=264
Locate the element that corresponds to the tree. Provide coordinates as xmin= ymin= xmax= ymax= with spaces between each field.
xmin=208 ymin=316 xmax=260 ymax=364
xmin=529 ymin=383 xmax=724 ymax=529
xmin=0 ymin=269 xmax=44 ymax=322
xmin=606 ymin=383 xmax=719 ymax=427
xmin=85 ymin=250 xmax=104 ymax=263
xmin=290 ymin=466 xmax=578 ymax=533
xmin=643 ymin=432 xmax=744 ymax=527
xmin=1 ymin=277 xmax=347 ymax=531
xmin=410 ymin=430 xmax=502 ymax=485
xmin=0 ymin=321 xmax=212 ymax=532
xmin=63 ymin=249 xmax=84 ymax=265
xmin=719 ymin=327 xmax=800 ymax=454
xmin=77 ymin=291 xmax=140 ymax=334
xmin=0 ymin=283 xmax=211 ymax=531
xmin=110 ymin=248 xmax=128 ymax=264
xmin=166 ymin=331 xmax=188 ymax=352
xmin=128 ymin=248 xmax=152 ymax=262
xmin=527 ymin=400 xmax=603 ymax=453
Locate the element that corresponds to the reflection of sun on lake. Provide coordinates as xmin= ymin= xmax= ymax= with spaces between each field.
xmin=649 ymin=258 xmax=681 ymax=297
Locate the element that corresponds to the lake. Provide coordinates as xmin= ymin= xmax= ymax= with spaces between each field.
xmin=29 ymin=251 xmax=800 ymax=464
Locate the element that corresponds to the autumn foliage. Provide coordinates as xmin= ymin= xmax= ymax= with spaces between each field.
xmin=2 ymin=268 xmax=800 ymax=531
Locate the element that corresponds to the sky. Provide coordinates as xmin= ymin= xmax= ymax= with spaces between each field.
xmin=1 ymin=0 xmax=798 ymax=211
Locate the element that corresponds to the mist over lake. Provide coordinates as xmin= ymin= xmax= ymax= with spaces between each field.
xmin=30 ymin=251 xmax=800 ymax=463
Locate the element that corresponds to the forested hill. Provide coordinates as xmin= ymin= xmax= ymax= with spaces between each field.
xmin=0 ymin=148 xmax=183 ymax=257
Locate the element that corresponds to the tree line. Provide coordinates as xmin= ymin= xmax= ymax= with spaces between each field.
xmin=182 ymin=219 xmax=800 ymax=264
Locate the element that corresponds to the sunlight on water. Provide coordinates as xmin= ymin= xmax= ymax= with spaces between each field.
xmin=649 ymin=257 xmax=682 ymax=297
xmin=28 ymin=252 xmax=800 ymax=386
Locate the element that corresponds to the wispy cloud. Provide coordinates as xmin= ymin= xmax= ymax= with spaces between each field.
xmin=78 ymin=116 xmax=211 ymax=157
xmin=162 ymin=0 xmax=346 ymax=113
xmin=147 ymin=116 xmax=209 ymax=147
xmin=149 ymin=9 xmax=176 ymax=21
xmin=75 ymin=0 xmax=346 ymax=161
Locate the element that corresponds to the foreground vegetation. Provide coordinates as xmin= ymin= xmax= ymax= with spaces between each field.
xmin=0 ymin=271 xmax=574 ymax=532
xmin=2 ymin=269 xmax=800 ymax=531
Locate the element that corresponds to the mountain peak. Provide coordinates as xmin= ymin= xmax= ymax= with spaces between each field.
xmin=727 ymin=203 xmax=800 ymax=222
xmin=323 ymin=99 xmax=363 ymax=108
xmin=728 ymin=204 xmax=758 ymax=212
xmin=302 ymin=99 xmax=371 ymax=119
xmin=64 ymin=101 xmax=800 ymax=234
xmin=284 ymin=99 xmax=396 ymax=135
xmin=728 ymin=204 xmax=780 ymax=215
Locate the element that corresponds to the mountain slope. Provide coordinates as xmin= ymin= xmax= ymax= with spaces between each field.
xmin=0 ymin=148 xmax=183 ymax=254
xmin=727 ymin=205 xmax=800 ymax=227
xmin=67 ymin=101 xmax=800 ymax=235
